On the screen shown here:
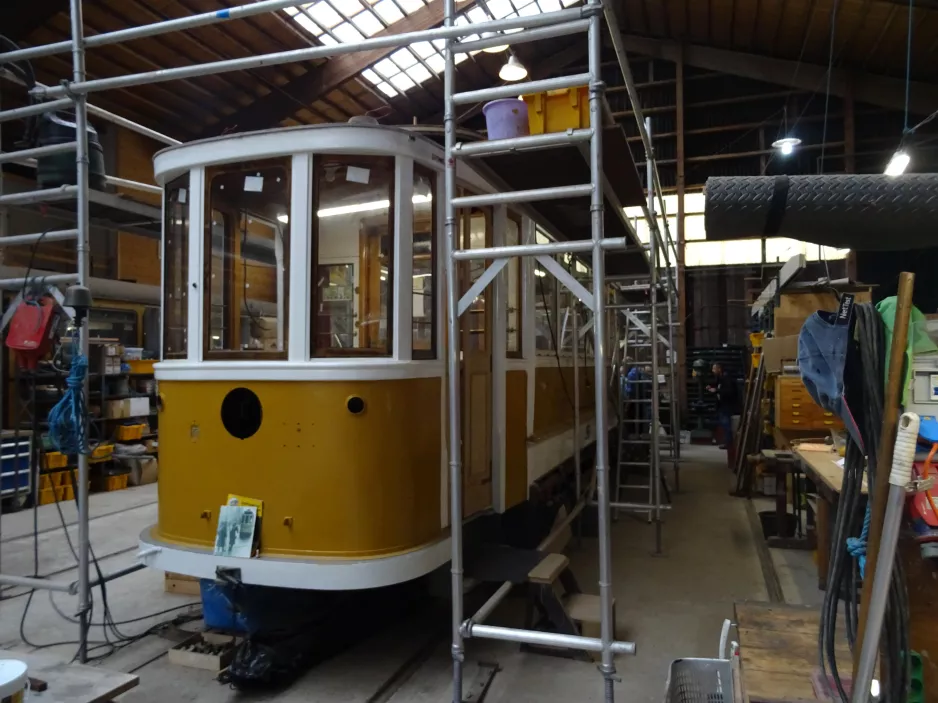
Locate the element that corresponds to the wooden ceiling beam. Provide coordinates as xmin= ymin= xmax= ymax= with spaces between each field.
xmin=621 ymin=33 xmax=938 ymax=115
xmin=205 ymin=0 xmax=471 ymax=136
xmin=0 ymin=0 xmax=68 ymax=42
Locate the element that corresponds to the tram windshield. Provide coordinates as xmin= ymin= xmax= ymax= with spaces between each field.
xmin=313 ymin=155 xmax=394 ymax=356
xmin=205 ymin=157 xmax=290 ymax=358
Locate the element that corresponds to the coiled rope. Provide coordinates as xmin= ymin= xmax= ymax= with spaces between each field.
xmin=48 ymin=342 xmax=88 ymax=456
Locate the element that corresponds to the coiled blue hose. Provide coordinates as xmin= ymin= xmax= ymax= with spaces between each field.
xmin=48 ymin=342 xmax=88 ymax=455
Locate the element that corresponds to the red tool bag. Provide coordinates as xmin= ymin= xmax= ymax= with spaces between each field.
xmin=6 ymin=296 xmax=61 ymax=369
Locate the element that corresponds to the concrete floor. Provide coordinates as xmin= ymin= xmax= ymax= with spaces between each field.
xmin=0 ymin=444 xmax=782 ymax=702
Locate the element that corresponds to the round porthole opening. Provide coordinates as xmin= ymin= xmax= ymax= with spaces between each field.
xmin=346 ymin=396 xmax=365 ymax=415
xmin=221 ymin=387 xmax=263 ymax=440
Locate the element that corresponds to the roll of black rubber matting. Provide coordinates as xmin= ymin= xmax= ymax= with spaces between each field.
xmin=704 ymin=174 xmax=938 ymax=251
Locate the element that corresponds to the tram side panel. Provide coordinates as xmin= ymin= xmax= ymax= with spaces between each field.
xmin=155 ymin=378 xmax=443 ymax=558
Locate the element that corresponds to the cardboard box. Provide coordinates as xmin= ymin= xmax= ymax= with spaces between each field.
xmin=774 ymin=289 xmax=872 ymax=337
xmin=762 ymin=335 xmax=800 ymax=374
xmin=126 ymin=457 xmax=158 ymax=486
xmin=105 ymin=397 xmax=150 ymax=419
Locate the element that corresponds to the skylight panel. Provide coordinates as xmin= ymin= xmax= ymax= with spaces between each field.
xmin=285 ymin=0 xmax=577 ymax=103
xmin=308 ymin=2 xmax=343 ymax=28
xmin=398 ymin=0 xmax=425 ymax=14
xmin=351 ymin=11 xmax=384 ymax=35
xmin=333 ymin=21 xmax=365 ymax=42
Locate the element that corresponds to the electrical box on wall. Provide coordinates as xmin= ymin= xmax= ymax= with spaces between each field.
xmin=907 ymin=355 xmax=938 ymax=443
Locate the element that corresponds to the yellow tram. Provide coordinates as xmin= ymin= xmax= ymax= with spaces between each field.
xmin=138 ymin=123 xmax=608 ymax=590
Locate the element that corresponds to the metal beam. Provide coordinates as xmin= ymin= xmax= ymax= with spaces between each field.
xmin=620 ymin=34 xmax=938 ymax=115
xmin=207 ymin=0 xmax=472 ymax=135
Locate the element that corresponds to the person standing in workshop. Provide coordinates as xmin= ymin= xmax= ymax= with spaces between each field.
xmin=707 ymin=363 xmax=738 ymax=450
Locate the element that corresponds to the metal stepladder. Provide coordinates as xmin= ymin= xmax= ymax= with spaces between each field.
xmin=612 ymin=295 xmax=678 ymax=554
xmin=605 ymin=119 xmax=681 ymax=556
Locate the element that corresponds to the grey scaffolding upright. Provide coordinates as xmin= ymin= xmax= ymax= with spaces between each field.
xmin=443 ymin=1 xmax=679 ymax=700
xmin=0 ymin=0 xmax=679 ymax=689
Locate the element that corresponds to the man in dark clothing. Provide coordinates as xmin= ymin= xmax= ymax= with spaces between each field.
xmin=707 ymin=363 xmax=738 ymax=449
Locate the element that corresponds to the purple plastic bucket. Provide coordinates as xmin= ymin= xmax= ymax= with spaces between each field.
xmin=482 ymin=99 xmax=530 ymax=140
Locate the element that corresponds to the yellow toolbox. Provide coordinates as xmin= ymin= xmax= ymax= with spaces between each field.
xmin=523 ymin=86 xmax=589 ymax=135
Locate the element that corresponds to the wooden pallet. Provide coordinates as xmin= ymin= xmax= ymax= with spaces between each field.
xmin=164 ymin=572 xmax=201 ymax=596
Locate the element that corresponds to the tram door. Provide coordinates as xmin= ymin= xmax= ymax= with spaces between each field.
xmin=460 ymin=206 xmax=493 ymax=516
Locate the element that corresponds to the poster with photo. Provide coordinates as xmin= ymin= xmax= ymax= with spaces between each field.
xmin=213 ymin=505 xmax=258 ymax=558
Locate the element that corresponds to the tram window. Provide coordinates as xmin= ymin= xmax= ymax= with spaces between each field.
xmin=413 ymin=167 xmax=435 ymax=359
xmin=460 ymin=208 xmax=489 ymax=353
xmin=534 ymin=227 xmax=558 ymax=352
xmin=558 ymin=255 xmax=591 ymax=354
xmin=313 ymin=155 xmax=394 ymax=356
xmin=205 ymin=158 xmax=290 ymax=358
xmin=506 ymin=216 xmax=521 ymax=357
xmin=162 ymin=174 xmax=188 ymax=359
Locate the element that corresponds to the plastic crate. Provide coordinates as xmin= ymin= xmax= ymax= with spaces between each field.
xmin=92 ymin=473 xmax=129 ymax=493
xmin=42 ymin=451 xmax=68 ymax=470
xmin=116 ymin=424 xmax=146 ymax=441
xmin=522 ymin=86 xmax=589 ymax=135
xmin=91 ymin=443 xmax=114 ymax=460
xmin=127 ymin=359 xmax=155 ymax=375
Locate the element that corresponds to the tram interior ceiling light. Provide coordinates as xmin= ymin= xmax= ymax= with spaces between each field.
xmin=885 ymin=149 xmax=910 ymax=177
xmin=772 ymin=137 xmax=801 ymax=156
xmin=499 ymin=54 xmax=528 ymax=82
xmin=276 ymin=194 xmax=432 ymax=223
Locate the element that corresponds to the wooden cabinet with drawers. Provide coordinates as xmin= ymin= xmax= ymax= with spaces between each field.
xmin=774 ymin=375 xmax=843 ymax=431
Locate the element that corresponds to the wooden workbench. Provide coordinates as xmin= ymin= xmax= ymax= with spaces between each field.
xmin=735 ymin=601 xmax=849 ymax=703
xmin=793 ymin=446 xmax=867 ymax=589
xmin=0 ymin=649 xmax=138 ymax=703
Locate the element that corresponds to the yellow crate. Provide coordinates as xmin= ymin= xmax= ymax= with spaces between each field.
xmin=523 ymin=86 xmax=589 ymax=135
xmin=38 ymin=487 xmax=55 ymax=505
xmin=128 ymin=359 xmax=155 ymax=375
xmin=91 ymin=443 xmax=114 ymax=460
xmin=116 ymin=424 xmax=146 ymax=441
xmin=92 ymin=474 xmax=129 ymax=493
xmin=42 ymin=451 xmax=68 ymax=470
xmin=40 ymin=472 xmax=68 ymax=490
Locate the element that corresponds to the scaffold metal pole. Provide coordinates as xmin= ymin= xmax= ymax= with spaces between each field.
xmin=586 ymin=2 xmax=615 ymax=698
xmin=442 ymin=0 xmax=464 ymax=699
xmin=68 ymin=0 xmax=93 ymax=664
xmin=645 ymin=117 xmax=663 ymax=556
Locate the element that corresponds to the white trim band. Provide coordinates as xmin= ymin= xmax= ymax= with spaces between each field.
xmin=138 ymin=528 xmax=452 ymax=590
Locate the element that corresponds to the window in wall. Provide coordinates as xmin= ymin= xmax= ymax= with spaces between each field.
xmin=163 ymin=174 xmax=189 ymax=359
xmin=413 ymin=166 xmax=436 ymax=359
xmin=533 ymin=229 xmax=557 ymax=352
xmin=205 ymin=158 xmax=290 ymax=357
xmin=506 ymin=215 xmax=521 ymax=357
xmin=313 ymin=155 xmax=394 ymax=356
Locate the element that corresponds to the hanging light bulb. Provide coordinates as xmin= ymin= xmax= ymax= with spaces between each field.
xmin=481 ymin=33 xmax=508 ymax=53
xmin=884 ymin=149 xmax=910 ymax=177
xmin=499 ymin=54 xmax=528 ymax=82
xmin=771 ymin=136 xmax=801 ymax=156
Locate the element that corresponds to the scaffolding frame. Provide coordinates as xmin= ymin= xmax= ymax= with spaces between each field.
xmin=0 ymin=0 xmax=680 ymax=689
